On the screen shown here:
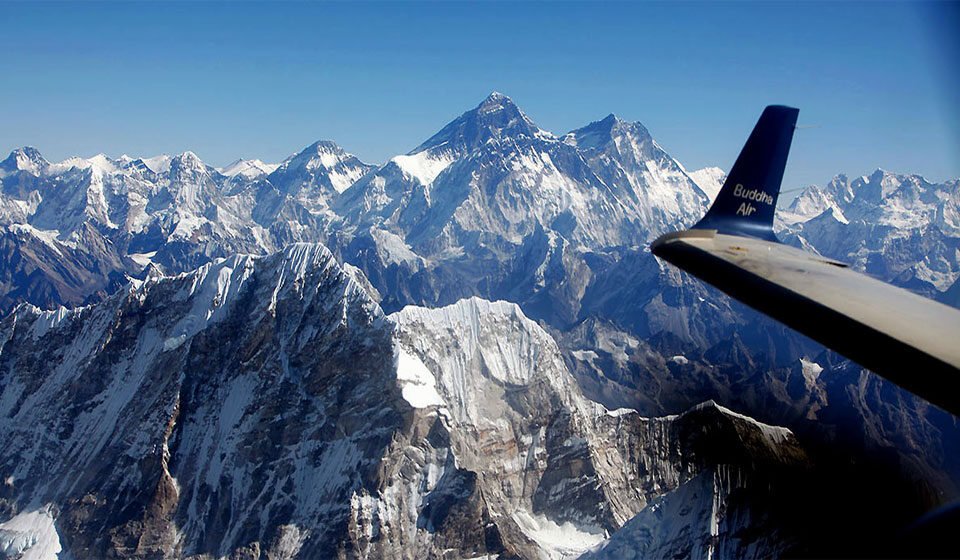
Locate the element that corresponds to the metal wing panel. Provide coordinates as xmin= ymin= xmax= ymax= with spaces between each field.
xmin=652 ymin=230 xmax=960 ymax=415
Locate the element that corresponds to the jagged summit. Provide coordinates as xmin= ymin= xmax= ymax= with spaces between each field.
xmin=172 ymin=150 xmax=204 ymax=166
xmin=337 ymin=91 xmax=713 ymax=252
xmin=303 ymin=139 xmax=348 ymax=154
xmin=413 ymin=91 xmax=544 ymax=154
xmin=477 ymin=90 xmax=513 ymax=112
xmin=1 ymin=146 xmax=48 ymax=175
xmin=780 ymin=168 xmax=960 ymax=295
xmin=564 ymin=114 xmax=653 ymax=153
xmin=169 ymin=150 xmax=210 ymax=177
xmin=790 ymin=168 xmax=953 ymax=220
xmin=268 ymin=139 xmax=374 ymax=195
xmin=4 ymin=146 xmax=45 ymax=161
xmin=592 ymin=113 xmax=626 ymax=129
xmin=277 ymin=139 xmax=365 ymax=170
xmin=595 ymin=113 xmax=624 ymax=130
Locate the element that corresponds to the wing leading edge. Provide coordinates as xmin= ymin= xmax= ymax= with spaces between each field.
xmin=652 ymin=106 xmax=960 ymax=416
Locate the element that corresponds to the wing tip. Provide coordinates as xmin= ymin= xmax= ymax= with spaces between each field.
xmin=691 ymin=104 xmax=799 ymax=242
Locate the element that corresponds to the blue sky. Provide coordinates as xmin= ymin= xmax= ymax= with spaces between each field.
xmin=2 ymin=1 xmax=957 ymax=189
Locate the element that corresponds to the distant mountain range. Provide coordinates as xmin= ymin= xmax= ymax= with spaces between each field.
xmin=1 ymin=93 xmax=957 ymax=559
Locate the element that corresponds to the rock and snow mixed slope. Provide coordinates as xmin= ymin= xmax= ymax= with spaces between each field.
xmin=0 ymin=244 xmax=399 ymax=558
xmin=2 ymin=93 xmax=959 ymax=557
xmin=330 ymin=93 xmax=726 ymax=345
xmin=0 ymin=93 xmax=716 ymax=337
xmin=781 ymin=169 xmax=960 ymax=298
xmin=340 ymin=93 xmax=707 ymax=252
xmin=0 ymin=244 xmax=811 ymax=559
xmin=563 ymin=114 xmax=709 ymax=236
xmin=687 ymin=167 xmax=726 ymax=203
xmin=0 ymin=140 xmax=375 ymax=313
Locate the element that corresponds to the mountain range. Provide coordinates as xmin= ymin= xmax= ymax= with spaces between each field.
xmin=1 ymin=92 xmax=958 ymax=559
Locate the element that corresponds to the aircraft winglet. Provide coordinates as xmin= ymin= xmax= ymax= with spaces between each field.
xmin=652 ymin=103 xmax=960 ymax=416
xmin=694 ymin=105 xmax=799 ymax=241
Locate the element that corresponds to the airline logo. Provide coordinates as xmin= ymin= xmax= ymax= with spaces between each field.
xmin=732 ymin=183 xmax=773 ymax=216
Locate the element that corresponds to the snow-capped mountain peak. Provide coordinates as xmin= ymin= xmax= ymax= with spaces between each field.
xmin=781 ymin=168 xmax=960 ymax=294
xmin=563 ymin=113 xmax=652 ymax=153
xmin=84 ymin=153 xmax=115 ymax=173
xmin=788 ymin=169 xmax=955 ymax=226
xmin=167 ymin=152 xmax=214 ymax=193
xmin=302 ymin=140 xmax=353 ymax=167
xmin=276 ymin=140 xmax=350 ymax=171
xmin=563 ymin=114 xmax=709 ymax=236
xmin=413 ymin=92 xmax=546 ymax=155
xmin=336 ymin=92 xmax=716 ymax=259
xmin=269 ymin=139 xmax=374 ymax=195
xmin=477 ymin=90 xmax=514 ymax=114
xmin=219 ymin=158 xmax=279 ymax=179
xmin=565 ymin=114 xmax=659 ymax=160
xmin=45 ymin=153 xmax=119 ymax=175
xmin=171 ymin=150 xmax=205 ymax=170
xmin=0 ymin=147 xmax=48 ymax=176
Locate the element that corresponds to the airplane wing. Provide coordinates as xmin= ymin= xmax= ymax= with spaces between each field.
xmin=651 ymin=106 xmax=960 ymax=416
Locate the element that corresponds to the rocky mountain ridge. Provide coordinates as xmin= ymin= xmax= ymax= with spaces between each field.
xmin=781 ymin=169 xmax=960 ymax=298
xmin=0 ymin=243 xmax=811 ymax=559
xmin=2 ymin=93 xmax=958 ymax=557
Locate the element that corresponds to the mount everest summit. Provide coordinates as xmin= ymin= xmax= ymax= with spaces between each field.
xmin=1 ymin=93 xmax=959 ymax=558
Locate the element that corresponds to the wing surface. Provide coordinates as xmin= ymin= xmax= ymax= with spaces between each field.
xmin=652 ymin=106 xmax=960 ymax=414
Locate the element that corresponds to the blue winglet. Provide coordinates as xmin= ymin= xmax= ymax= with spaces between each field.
xmin=693 ymin=105 xmax=799 ymax=242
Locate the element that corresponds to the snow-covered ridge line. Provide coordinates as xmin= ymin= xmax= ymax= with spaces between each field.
xmin=0 ymin=256 xmax=814 ymax=559
xmin=687 ymin=400 xmax=794 ymax=445
xmin=218 ymin=158 xmax=280 ymax=178
xmin=11 ymin=242 xmax=363 ymax=344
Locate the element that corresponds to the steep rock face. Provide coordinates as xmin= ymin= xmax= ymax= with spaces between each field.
xmin=583 ymin=466 xmax=791 ymax=559
xmin=0 ymin=142 xmax=374 ymax=313
xmin=0 ymin=243 xmax=404 ymax=558
xmin=584 ymin=401 xmax=812 ymax=559
xmin=339 ymin=93 xmax=706 ymax=253
xmin=374 ymin=298 xmax=810 ymax=559
xmin=0 ymin=223 xmax=129 ymax=314
xmin=563 ymin=114 xmax=708 ymax=236
xmin=329 ymin=94 xmax=726 ymax=358
xmin=3 ymin=95 xmax=960 ymax=557
xmin=0 ymin=246 xmax=811 ymax=559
